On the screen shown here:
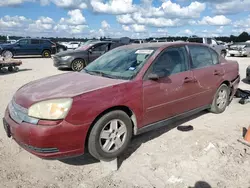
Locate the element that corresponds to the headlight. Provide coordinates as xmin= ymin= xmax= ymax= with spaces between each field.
xmin=61 ymin=56 xmax=71 ymax=60
xmin=28 ymin=98 xmax=73 ymax=120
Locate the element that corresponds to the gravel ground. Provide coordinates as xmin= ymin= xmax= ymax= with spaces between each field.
xmin=0 ymin=56 xmax=250 ymax=188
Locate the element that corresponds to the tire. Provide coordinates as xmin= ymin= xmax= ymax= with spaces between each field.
xmin=209 ymin=84 xmax=230 ymax=114
xmin=230 ymin=54 xmax=234 ymax=57
xmin=42 ymin=50 xmax=51 ymax=58
xmin=221 ymin=51 xmax=227 ymax=58
xmin=8 ymin=66 xmax=13 ymax=72
xmin=2 ymin=50 xmax=13 ymax=59
xmin=71 ymin=59 xmax=85 ymax=72
xmin=88 ymin=110 xmax=133 ymax=161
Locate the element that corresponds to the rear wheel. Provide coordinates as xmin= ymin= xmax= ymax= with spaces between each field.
xmin=42 ymin=50 xmax=51 ymax=58
xmin=209 ymin=84 xmax=230 ymax=114
xmin=71 ymin=59 xmax=85 ymax=72
xmin=88 ymin=110 xmax=132 ymax=161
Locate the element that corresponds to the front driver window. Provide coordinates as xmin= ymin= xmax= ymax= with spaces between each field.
xmin=151 ymin=46 xmax=188 ymax=76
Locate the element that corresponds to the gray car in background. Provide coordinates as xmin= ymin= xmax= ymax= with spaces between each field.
xmin=53 ymin=41 xmax=126 ymax=71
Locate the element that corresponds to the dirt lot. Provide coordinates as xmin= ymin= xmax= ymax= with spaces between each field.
xmin=0 ymin=56 xmax=250 ymax=188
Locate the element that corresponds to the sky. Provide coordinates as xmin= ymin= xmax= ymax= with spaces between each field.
xmin=0 ymin=0 xmax=250 ymax=39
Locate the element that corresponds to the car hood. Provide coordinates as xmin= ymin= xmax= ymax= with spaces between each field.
xmin=55 ymin=49 xmax=87 ymax=57
xmin=0 ymin=43 xmax=14 ymax=48
xmin=14 ymin=72 xmax=128 ymax=108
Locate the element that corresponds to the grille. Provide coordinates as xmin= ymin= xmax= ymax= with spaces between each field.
xmin=8 ymin=100 xmax=39 ymax=124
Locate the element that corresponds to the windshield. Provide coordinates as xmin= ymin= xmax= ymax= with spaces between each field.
xmin=83 ymin=47 xmax=156 ymax=80
xmin=75 ymin=43 xmax=94 ymax=51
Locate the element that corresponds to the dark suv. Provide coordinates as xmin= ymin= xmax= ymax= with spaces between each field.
xmin=0 ymin=38 xmax=57 ymax=58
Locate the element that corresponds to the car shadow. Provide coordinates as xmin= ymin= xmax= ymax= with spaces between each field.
xmin=60 ymin=110 xmax=208 ymax=168
xmin=59 ymin=153 xmax=99 ymax=166
xmin=117 ymin=110 xmax=207 ymax=168
xmin=0 ymin=68 xmax=32 ymax=75
xmin=13 ymin=56 xmax=46 ymax=59
xmin=58 ymin=67 xmax=72 ymax=71
xmin=241 ymin=78 xmax=249 ymax=84
xmin=188 ymin=181 xmax=212 ymax=188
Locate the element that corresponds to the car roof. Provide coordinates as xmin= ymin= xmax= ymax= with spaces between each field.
xmin=117 ymin=42 xmax=208 ymax=50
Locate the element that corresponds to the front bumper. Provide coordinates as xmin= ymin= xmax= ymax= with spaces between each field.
xmin=228 ymin=50 xmax=248 ymax=56
xmin=53 ymin=56 xmax=73 ymax=68
xmin=3 ymin=105 xmax=90 ymax=159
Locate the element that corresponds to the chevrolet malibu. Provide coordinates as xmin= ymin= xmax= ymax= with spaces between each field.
xmin=3 ymin=42 xmax=240 ymax=161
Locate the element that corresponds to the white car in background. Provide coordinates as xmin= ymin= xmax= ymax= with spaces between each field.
xmin=228 ymin=42 xmax=250 ymax=57
xmin=63 ymin=41 xmax=83 ymax=50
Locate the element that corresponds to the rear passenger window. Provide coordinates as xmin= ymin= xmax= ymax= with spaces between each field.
xmin=31 ymin=39 xmax=39 ymax=44
xmin=189 ymin=45 xmax=213 ymax=69
xmin=209 ymin=48 xmax=219 ymax=65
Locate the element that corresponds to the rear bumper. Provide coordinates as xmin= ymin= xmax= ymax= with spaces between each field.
xmin=3 ymin=108 xmax=90 ymax=159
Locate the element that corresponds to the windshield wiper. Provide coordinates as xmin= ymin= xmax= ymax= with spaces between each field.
xmin=84 ymin=69 xmax=127 ymax=80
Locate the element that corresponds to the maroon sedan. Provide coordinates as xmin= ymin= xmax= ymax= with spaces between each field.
xmin=3 ymin=42 xmax=240 ymax=161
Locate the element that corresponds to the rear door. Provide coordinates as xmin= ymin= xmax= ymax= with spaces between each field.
xmin=187 ymin=45 xmax=224 ymax=106
xmin=142 ymin=45 xmax=201 ymax=126
xmin=30 ymin=39 xmax=41 ymax=55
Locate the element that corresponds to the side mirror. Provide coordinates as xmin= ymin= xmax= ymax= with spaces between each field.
xmin=148 ymin=70 xmax=170 ymax=80
xmin=88 ymin=49 xmax=92 ymax=53
xmin=148 ymin=73 xmax=160 ymax=80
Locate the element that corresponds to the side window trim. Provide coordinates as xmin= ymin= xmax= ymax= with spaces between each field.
xmin=143 ymin=45 xmax=190 ymax=80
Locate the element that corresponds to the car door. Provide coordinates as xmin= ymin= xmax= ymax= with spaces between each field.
xmin=142 ymin=46 xmax=201 ymax=126
xmin=88 ymin=43 xmax=109 ymax=62
xmin=14 ymin=39 xmax=30 ymax=55
xmin=188 ymin=45 xmax=225 ymax=107
xmin=30 ymin=39 xmax=41 ymax=55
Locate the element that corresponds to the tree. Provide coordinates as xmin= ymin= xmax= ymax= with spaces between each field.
xmin=237 ymin=32 xmax=249 ymax=42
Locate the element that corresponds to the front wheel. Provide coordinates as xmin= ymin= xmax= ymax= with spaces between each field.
xmin=88 ymin=110 xmax=132 ymax=161
xmin=209 ymin=84 xmax=230 ymax=114
xmin=71 ymin=59 xmax=85 ymax=72
xmin=2 ymin=50 xmax=13 ymax=59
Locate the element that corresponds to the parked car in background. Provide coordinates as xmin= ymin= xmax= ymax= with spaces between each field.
xmin=6 ymin=40 xmax=17 ymax=44
xmin=0 ymin=38 xmax=57 ymax=58
xmin=3 ymin=42 xmax=240 ymax=161
xmin=187 ymin=37 xmax=227 ymax=57
xmin=228 ymin=42 xmax=250 ymax=57
xmin=63 ymin=41 xmax=82 ymax=50
xmin=149 ymin=39 xmax=169 ymax=43
xmin=55 ymin=42 xmax=68 ymax=52
xmin=53 ymin=41 xmax=127 ymax=71
xmin=133 ymin=40 xmax=145 ymax=44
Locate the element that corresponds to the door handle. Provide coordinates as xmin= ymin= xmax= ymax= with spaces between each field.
xmin=214 ymin=70 xmax=224 ymax=76
xmin=184 ymin=77 xmax=196 ymax=83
